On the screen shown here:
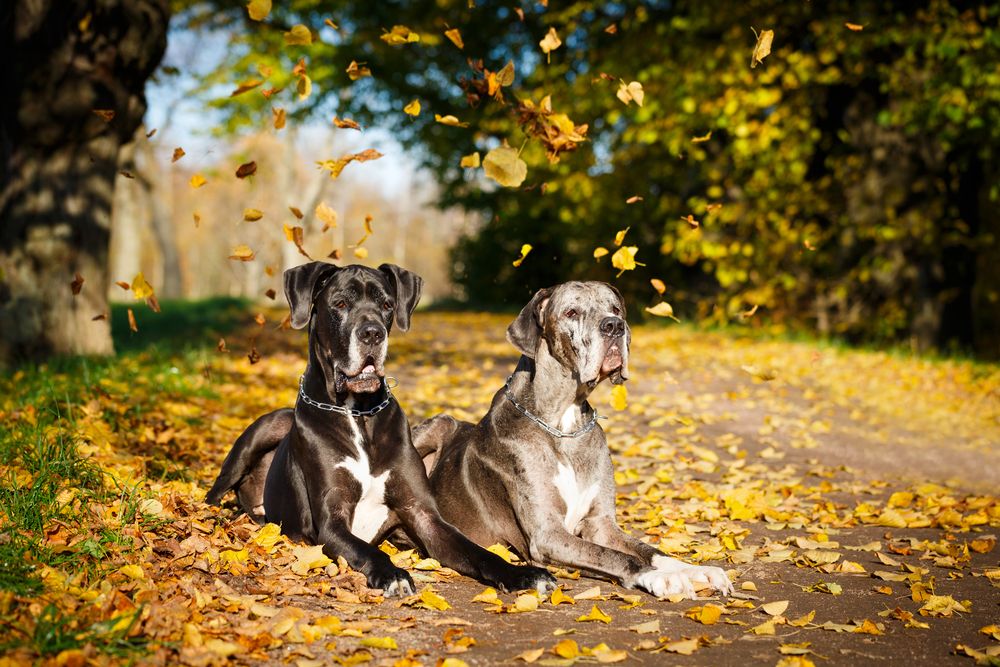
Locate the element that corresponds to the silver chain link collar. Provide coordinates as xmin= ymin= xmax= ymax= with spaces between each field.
xmin=298 ymin=376 xmax=397 ymax=417
xmin=503 ymin=375 xmax=602 ymax=439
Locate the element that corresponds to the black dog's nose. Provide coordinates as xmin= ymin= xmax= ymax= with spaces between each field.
xmin=358 ymin=323 xmax=386 ymax=346
xmin=600 ymin=316 xmax=625 ymax=338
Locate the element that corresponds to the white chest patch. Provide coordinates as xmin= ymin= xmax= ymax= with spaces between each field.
xmin=559 ymin=405 xmax=581 ymax=432
xmin=336 ymin=416 xmax=390 ymax=542
xmin=553 ymin=462 xmax=599 ymax=535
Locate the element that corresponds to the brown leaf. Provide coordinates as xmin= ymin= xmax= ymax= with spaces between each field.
xmin=289 ymin=206 xmax=304 ymax=219
xmin=345 ymin=61 xmax=371 ymax=80
xmin=332 ymin=116 xmax=362 ymax=130
xmin=217 ymin=338 xmax=228 ymax=353
xmin=247 ymin=343 xmax=261 ymax=365
xmin=626 ymin=195 xmax=643 ymax=204
xmin=92 ymin=109 xmax=115 ymax=122
xmin=235 ymin=161 xmax=257 ymax=179
xmin=272 ymin=107 xmax=286 ymax=130
xmin=254 ymin=313 xmax=266 ymax=326
xmin=119 ymin=170 xmax=134 ymax=179
xmin=845 ymin=22 xmax=864 ymax=31
xmin=127 ymin=308 xmax=138 ymax=332
xmin=92 ymin=312 xmax=107 ymax=321
xmin=70 ymin=273 xmax=84 ymax=296
xmin=751 ymin=28 xmax=775 ymax=68
xmin=115 ymin=281 xmax=130 ymax=291
xmin=171 ymin=147 xmax=185 ymax=163
xmin=265 ymin=289 xmax=276 ymax=300
xmin=230 ymin=79 xmax=263 ymax=97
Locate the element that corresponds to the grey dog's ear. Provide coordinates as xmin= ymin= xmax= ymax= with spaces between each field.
xmin=506 ymin=287 xmax=554 ymax=358
xmin=378 ymin=263 xmax=423 ymax=332
xmin=283 ymin=261 xmax=339 ymax=330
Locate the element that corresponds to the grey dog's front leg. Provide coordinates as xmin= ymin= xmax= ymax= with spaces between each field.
xmin=527 ymin=525 xmax=650 ymax=587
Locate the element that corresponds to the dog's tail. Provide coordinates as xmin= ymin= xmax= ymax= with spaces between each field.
xmin=205 ymin=408 xmax=294 ymax=506
xmin=412 ymin=414 xmax=465 ymax=475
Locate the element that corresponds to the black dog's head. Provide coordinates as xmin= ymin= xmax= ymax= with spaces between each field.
xmin=284 ymin=262 xmax=423 ymax=394
xmin=506 ymin=281 xmax=630 ymax=387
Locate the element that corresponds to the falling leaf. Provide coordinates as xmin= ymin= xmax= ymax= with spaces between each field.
xmin=691 ymin=130 xmax=712 ymax=143
xmin=613 ymin=227 xmax=629 ymax=246
xmin=616 ymin=80 xmax=644 ymax=107
xmin=706 ymin=202 xmax=723 ymax=213
xmin=681 ymin=214 xmax=700 ymax=229
xmin=435 ymin=114 xmax=470 ymax=128
xmin=610 ymin=385 xmax=627 ymax=411
xmin=346 ymin=61 xmax=371 ymax=80
xmin=381 ymin=25 xmax=420 ymax=45
xmin=650 ymin=278 xmax=666 ymax=294
xmin=741 ymin=304 xmax=759 ymax=320
xmin=404 ymin=99 xmax=421 ymax=116
xmin=751 ymin=27 xmax=775 ymax=68
xmin=230 ymin=79 xmax=263 ymax=96
xmin=483 ymin=146 xmax=527 ymax=187
xmin=610 ymin=246 xmax=642 ymax=276
xmin=246 ymin=0 xmax=271 ymax=21
xmin=576 ymin=605 xmax=611 ymax=624
xmin=845 ymin=22 xmax=864 ymax=31
xmin=131 ymin=272 xmax=154 ymax=300
xmin=316 ymin=202 xmax=338 ymax=230
xmin=265 ymin=289 xmax=276 ymax=300
xmin=92 ymin=109 xmax=115 ymax=122
xmin=217 ymin=338 xmax=228 ymax=353
xmin=444 ymin=28 xmax=464 ymax=49
xmin=171 ymin=147 xmax=185 ymax=162
xmin=243 ymin=208 xmax=263 ymax=222
xmin=645 ymin=302 xmax=679 ymax=321
xmin=193 ymin=212 xmax=201 ymax=227
xmin=539 ymin=27 xmax=562 ymax=60
xmin=460 ymin=152 xmax=480 ymax=168
xmin=284 ymin=24 xmax=312 ymax=45
xmin=272 ymin=107 xmax=286 ymax=129
xmin=127 ymin=309 xmax=138 ymax=332
xmin=594 ymin=247 xmax=609 ymax=259
xmin=70 ymin=273 xmax=84 ymax=296
xmin=190 ymin=173 xmax=207 ymax=189
xmin=317 ymin=149 xmax=384 ymax=179
xmin=289 ymin=206 xmax=304 ymax=219
xmin=229 ymin=245 xmax=256 ymax=261
xmin=235 ymin=161 xmax=257 ymax=179
xmin=353 ymin=247 xmax=369 ymax=259
xmin=332 ymin=116 xmax=362 ymax=130
xmin=625 ymin=195 xmax=643 ymax=204
xmin=512 ymin=244 xmax=532 ymax=267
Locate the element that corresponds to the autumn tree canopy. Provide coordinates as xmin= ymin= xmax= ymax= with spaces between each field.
xmin=177 ymin=0 xmax=1000 ymax=356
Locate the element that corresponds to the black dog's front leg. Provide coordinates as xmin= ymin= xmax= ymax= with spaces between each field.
xmin=313 ymin=505 xmax=414 ymax=597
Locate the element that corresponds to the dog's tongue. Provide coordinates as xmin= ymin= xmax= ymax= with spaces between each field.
xmin=601 ymin=346 xmax=622 ymax=373
xmin=361 ymin=364 xmax=376 ymax=375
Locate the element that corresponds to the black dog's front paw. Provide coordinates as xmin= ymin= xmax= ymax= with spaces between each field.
xmin=492 ymin=564 xmax=557 ymax=594
xmin=367 ymin=565 xmax=415 ymax=597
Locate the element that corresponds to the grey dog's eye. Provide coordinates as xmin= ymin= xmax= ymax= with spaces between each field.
xmin=565 ymin=309 xmax=578 ymax=318
xmin=612 ymin=305 xmax=620 ymax=315
xmin=382 ymin=301 xmax=393 ymax=311
xmin=335 ymin=300 xmax=347 ymax=310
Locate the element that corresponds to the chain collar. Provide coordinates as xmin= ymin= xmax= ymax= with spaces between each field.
xmin=503 ymin=375 xmax=602 ymax=439
xmin=298 ymin=376 xmax=397 ymax=417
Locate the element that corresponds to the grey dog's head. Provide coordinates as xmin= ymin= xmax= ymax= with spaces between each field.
xmin=284 ymin=262 xmax=422 ymax=395
xmin=506 ymin=281 xmax=630 ymax=387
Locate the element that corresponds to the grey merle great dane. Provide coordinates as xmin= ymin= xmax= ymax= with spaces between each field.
xmin=206 ymin=262 xmax=555 ymax=596
xmin=414 ymin=281 xmax=733 ymax=598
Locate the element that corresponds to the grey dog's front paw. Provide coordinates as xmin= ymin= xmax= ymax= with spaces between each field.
xmin=630 ymin=556 xmax=734 ymax=599
xmin=368 ymin=566 xmax=415 ymax=597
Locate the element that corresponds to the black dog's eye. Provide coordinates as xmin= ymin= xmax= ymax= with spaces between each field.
xmin=335 ymin=300 xmax=347 ymax=310
xmin=382 ymin=301 xmax=394 ymax=312
xmin=565 ymin=308 xmax=578 ymax=318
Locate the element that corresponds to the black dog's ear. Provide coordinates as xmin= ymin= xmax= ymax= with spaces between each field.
xmin=283 ymin=262 xmax=339 ymax=329
xmin=378 ymin=263 xmax=423 ymax=332
xmin=506 ymin=287 xmax=553 ymax=358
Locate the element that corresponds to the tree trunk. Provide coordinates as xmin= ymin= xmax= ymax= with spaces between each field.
xmin=0 ymin=0 xmax=168 ymax=364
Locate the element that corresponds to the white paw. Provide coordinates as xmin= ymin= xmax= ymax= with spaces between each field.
xmin=646 ymin=555 xmax=734 ymax=597
xmin=633 ymin=568 xmax=697 ymax=599
xmin=384 ymin=578 xmax=415 ymax=597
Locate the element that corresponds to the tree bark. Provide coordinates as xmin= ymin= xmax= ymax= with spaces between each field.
xmin=0 ymin=0 xmax=168 ymax=364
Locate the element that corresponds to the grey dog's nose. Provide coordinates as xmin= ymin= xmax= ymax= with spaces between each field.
xmin=600 ymin=316 xmax=625 ymax=338
xmin=358 ymin=322 xmax=386 ymax=346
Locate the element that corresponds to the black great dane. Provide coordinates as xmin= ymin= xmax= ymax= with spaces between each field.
xmin=206 ymin=262 xmax=555 ymax=596
xmin=414 ymin=281 xmax=734 ymax=599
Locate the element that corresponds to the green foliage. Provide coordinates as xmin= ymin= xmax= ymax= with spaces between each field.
xmin=176 ymin=0 xmax=1000 ymax=352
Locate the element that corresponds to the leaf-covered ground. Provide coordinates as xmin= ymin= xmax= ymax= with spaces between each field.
xmin=1 ymin=306 xmax=998 ymax=666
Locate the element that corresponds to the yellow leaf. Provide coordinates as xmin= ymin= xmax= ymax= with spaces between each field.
xmin=345 ymin=61 xmax=371 ymax=80
xmin=243 ymin=208 xmax=263 ymax=222
xmin=246 ymin=0 xmax=271 ymax=21
xmin=513 ymin=593 xmax=539 ymax=612
xmin=483 ymin=146 xmax=527 ymax=187
xmin=741 ymin=364 xmax=776 ymax=382
xmin=296 ymin=74 xmax=312 ymax=100
xmin=435 ymin=114 xmax=470 ymax=128
xmin=918 ymin=594 xmax=967 ymax=617
xmin=291 ymin=544 xmax=332 ymax=576
xmin=472 ymin=587 xmax=501 ymax=605
xmin=444 ymin=28 xmax=464 ymax=49
xmin=761 ymin=600 xmax=789 ymax=616
xmin=776 ymin=658 xmax=817 ymax=667
xmin=610 ymin=246 xmax=641 ymax=276
xmin=593 ymin=648 xmax=628 ymax=663
xmin=487 ymin=544 xmax=517 ymax=563
xmin=610 ymin=385 xmax=627 ymax=411
xmin=853 ymin=619 xmax=884 ymax=635
xmin=413 ymin=557 xmax=441 ymax=570
xmin=118 ymin=564 xmax=144 ymax=580
xmin=539 ymin=27 xmax=562 ymax=58
xmin=353 ymin=247 xmax=369 ymax=259
xmin=593 ymin=247 xmax=609 ymax=259
xmin=360 ymin=637 xmax=397 ymax=650
xmin=512 ymin=244 xmax=532 ymax=267
xmin=751 ymin=27 xmax=775 ymax=68
xmin=204 ymin=639 xmax=239 ymax=658
xmin=750 ymin=619 xmax=778 ymax=635
xmin=550 ymin=587 xmax=575 ymax=605
xmin=252 ymin=523 xmax=282 ymax=550
xmin=691 ymin=130 xmax=712 ymax=143
xmin=616 ymin=80 xmax=644 ymax=107
xmin=845 ymin=22 xmax=864 ymax=31
xmin=229 ymin=244 xmax=255 ymax=261
xmin=315 ymin=202 xmax=337 ymax=230
xmin=788 ymin=610 xmax=816 ymax=627
xmin=630 ymin=619 xmax=660 ymax=634
xmin=438 ymin=661 xmax=468 ymax=667
xmin=284 ymin=24 xmax=312 ymax=46
xmin=189 ymin=173 xmax=207 ymax=189
xmin=613 ymin=226 xmax=630 ymax=246
xmin=576 ymin=605 xmax=611 ymax=624
xmin=662 ymin=638 xmax=699 ymax=655
xmin=272 ymin=107 xmax=286 ymax=130
xmin=686 ymin=604 xmax=723 ymax=625
xmin=418 ymin=586 xmax=451 ymax=611
xmin=650 ymin=278 xmax=666 ymax=294
xmin=131 ymin=272 xmax=154 ymax=300
xmin=460 ymin=152 xmax=480 ymax=168
xmin=403 ymin=99 xmax=421 ymax=116
xmin=645 ymin=302 xmax=679 ymax=321
xmin=552 ymin=639 xmax=580 ymax=658
xmin=380 ymin=25 xmax=420 ymax=45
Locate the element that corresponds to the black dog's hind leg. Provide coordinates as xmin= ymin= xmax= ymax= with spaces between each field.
xmin=206 ymin=409 xmax=294 ymax=516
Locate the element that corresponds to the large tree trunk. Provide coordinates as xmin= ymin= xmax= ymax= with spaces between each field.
xmin=0 ymin=0 xmax=168 ymax=364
